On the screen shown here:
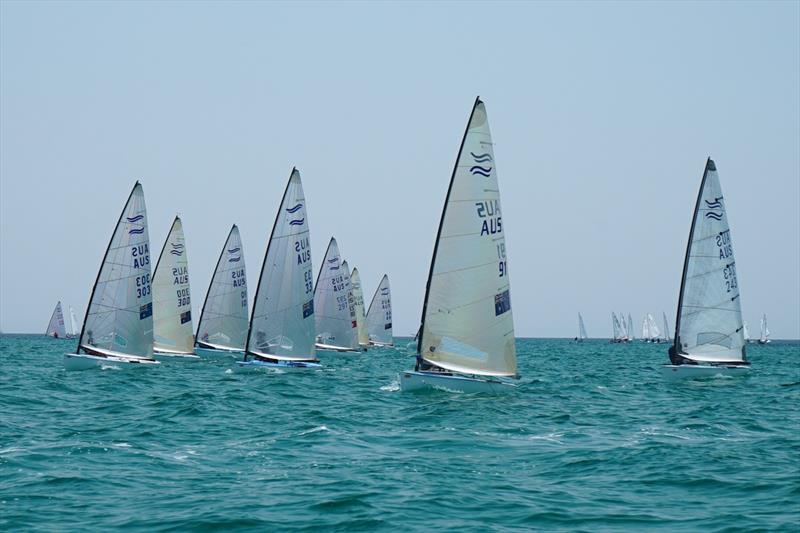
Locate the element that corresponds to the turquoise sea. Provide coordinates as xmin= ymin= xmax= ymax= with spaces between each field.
xmin=1 ymin=335 xmax=798 ymax=532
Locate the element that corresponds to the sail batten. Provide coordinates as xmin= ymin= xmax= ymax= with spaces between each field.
xmin=245 ymin=169 xmax=316 ymax=361
xmin=196 ymin=225 xmax=248 ymax=351
xmin=417 ymin=98 xmax=516 ymax=377
xmin=78 ymin=182 xmax=154 ymax=358
xmin=674 ymin=159 xmax=746 ymax=363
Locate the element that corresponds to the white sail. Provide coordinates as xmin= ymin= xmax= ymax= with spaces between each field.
xmin=349 ymin=267 xmax=369 ymax=347
xmin=612 ymin=312 xmax=620 ymax=340
xmin=417 ymin=98 xmax=516 ymax=377
xmin=743 ymin=321 xmax=750 ymax=342
xmin=45 ymin=301 xmax=67 ymax=338
xmin=578 ymin=313 xmax=588 ymax=340
xmin=365 ymin=274 xmax=393 ymax=345
xmin=642 ymin=316 xmax=650 ymax=340
xmin=627 ymin=314 xmax=635 ymax=341
xmin=314 ymin=238 xmax=357 ymax=350
xmin=759 ymin=314 xmax=769 ymax=342
xmin=674 ymin=159 xmax=746 ymax=363
xmin=341 ymin=261 xmax=360 ymax=350
xmin=69 ymin=306 xmax=80 ymax=337
xmin=196 ymin=225 xmax=248 ymax=351
xmin=619 ymin=311 xmax=628 ymax=340
xmin=662 ymin=312 xmax=671 ymax=342
xmin=647 ymin=313 xmax=660 ymax=340
xmin=78 ymin=182 xmax=153 ymax=358
xmin=152 ymin=216 xmax=195 ymax=354
xmin=245 ymin=169 xmax=316 ymax=361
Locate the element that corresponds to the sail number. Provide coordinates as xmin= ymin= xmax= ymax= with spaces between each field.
xmin=176 ymin=287 xmax=191 ymax=307
xmin=136 ymin=273 xmax=151 ymax=298
xmin=717 ymin=230 xmax=738 ymax=293
xmin=475 ymin=200 xmax=502 ymax=236
xmin=497 ymin=242 xmax=507 ymax=278
xmin=304 ymin=270 xmax=313 ymax=294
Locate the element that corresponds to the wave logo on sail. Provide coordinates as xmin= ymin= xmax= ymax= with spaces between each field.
xmin=227 ymin=247 xmax=241 ymax=263
xmin=704 ymin=196 xmax=724 ymax=220
xmin=289 ymin=218 xmax=305 ymax=226
xmin=380 ymin=288 xmax=390 ymax=295
xmin=286 ymin=203 xmax=303 ymax=213
xmin=126 ymin=215 xmax=146 ymax=235
xmin=470 ymin=152 xmax=493 ymax=178
xmin=170 ymin=243 xmax=185 ymax=256
xmin=328 ymin=257 xmax=340 ymax=271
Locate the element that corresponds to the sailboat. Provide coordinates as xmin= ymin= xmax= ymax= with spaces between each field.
xmin=341 ymin=261 xmax=366 ymax=351
xmin=627 ymin=314 xmax=635 ymax=342
xmin=237 ymin=168 xmax=321 ymax=371
xmin=68 ymin=306 xmax=80 ymax=339
xmin=663 ymin=158 xmax=749 ymax=378
xmin=152 ymin=216 xmax=199 ymax=361
xmin=743 ymin=321 xmax=752 ymax=343
xmin=575 ymin=313 xmax=587 ymax=342
xmin=643 ymin=313 xmax=660 ymax=343
xmin=45 ymin=301 xmax=67 ymax=339
xmin=349 ymin=267 xmax=370 ymax=348
xmin=365 ymin=274 xmax=394 ymax=347
xmin=400 ymin=97 xmax=517 ymax=393
xmin=313 ymin=238 xmax=361 ymax=353
xmin=610 ymin=312 xmax=622 ymax=343
xmin=662 ymin=312 xmax=671 ymax=343
xmin=758 ymin=313 xmax=770 ymax=344
xmin=195 ymin=225 xmax=249 ymax=356
xmin=64 ymin=182 xmax=159 ymax=370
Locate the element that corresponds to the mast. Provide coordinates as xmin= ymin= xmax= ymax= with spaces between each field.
xmin=417 ymin=96 xmax=482 ymax=357
xmin=674 ymin=158 xmax=713 ymax=354
xmin=76 ymin=182 xmax=141 ymax=353
xmin=195 ymin=224 xmax=237 ymax=347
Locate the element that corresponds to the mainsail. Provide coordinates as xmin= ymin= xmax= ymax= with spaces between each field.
xmin=674 ymin=158 xmax=746 ymax=363
xmin=365 ymin=274 xmax=393 ymax=345
xmin=314 ymin=238 xmax=357 ymax=350
xmin=611 ymin=312 xmax=620 ymax=340
xmin=245 ymin=169 xmax=316 ymax=361
xmin=759 ymin=314 xmax=770 ymax=343
xmin=45 ymin=301 xmax=67 ymax=338
xmin=417 ymin=98 xmax=516 ymax=377
xmin=662 ymin=312 xmax=671 ymax=342
xmin=69 ymin=306 xmax=80 ymax=337
xmin=77 ymin=182 xmax=153 ymax=358
xmin=578 ymin=313 xmax=588 ymax=340
xmin=152 ymin=216 xmax=195 ymax=354
xmin=349 ymin=267 xmax=369 ymax=347
xmin=196 ymin=225 xmax=249 ymax=351
xmin=627 ymin=314 xmax=635 ymax=341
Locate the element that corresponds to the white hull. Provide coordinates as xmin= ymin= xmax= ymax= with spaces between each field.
xmin=64 ymin=352 xmax=160 ymax=371
xmin=368 ymin=341 xmax=395 ymax=348
xmin=399 ymin=370 xmax=516 ymax=394
xmin=233 ymin=359 xmax=322 ymax=373
xmin=153 ymin=350 xmax=200 ymax=362
xmin=315 ymin=342 xmax=363 ymax=353
xmin=661 ymin=364 xmax=751 ymax=380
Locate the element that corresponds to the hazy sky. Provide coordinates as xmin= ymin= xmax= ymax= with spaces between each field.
xmin=1 ymin=1 xmax=798 ymax=338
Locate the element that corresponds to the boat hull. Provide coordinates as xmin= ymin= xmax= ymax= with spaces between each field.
xmin=315 ymin=342 xmax=363 ymax=353
xmin=64 ymin=352 xmax=160 ymax=371
xmin=233 ymin=359 xmax=322 ymax=373
xmin=660 ymin=363 xmax=751 ymax=380
xmin=153 ymin=350 xmax=201 ymax=362
xmin=399 ymin=370 xmax=516 ymax=393
xmin=195 ymin=346 xmax=242 ymax=358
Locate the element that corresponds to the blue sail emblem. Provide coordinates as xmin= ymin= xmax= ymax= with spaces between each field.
xmin=380 ymin=288 xmax=390 ymax=296
xmin=286 ymin=203 xmax=303 ymax=213
xmin=704 ymin=196 xmax=724 ymax=220
xmin=129 ymin=227 xmax=145 ymax=235
xmin=169 ymin=243 xmax=185 ymax=256
xmin=227 ymin=246 xmax=241 ymax=262
xmin=288 ymin=218 xmax=305 ymax=226
xmin=470 ymin=152 xmax=493 ymax=177
xmin=470 ymin=152 xmax=493 ymax=163
xmin=126 ymin=215 xmax=144 ymax=223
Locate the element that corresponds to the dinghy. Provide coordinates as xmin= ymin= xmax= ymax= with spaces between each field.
xmin=400 ymin=97 xmax=518 ymax=393
xmin=758 ymin=314 xmax=771 ymax=344
xmin=662 ymin=158 xmax=750 ymax=379
xmin=662 ymin=312 xmax=671 ymax=343
xmin=313 ymin=238 xmax=361 ymax=353
xmin=349 ymin=267 xmax=370 ymax=349
xmin=236 ymin=168 xmax=321 ymax=372
xmin=68 ymin=306 xmax=80 ymax=339
xmin=64 ymin=182 xmax=159 ymax=370
xmin=45 ymin=302 xmax=68 ymax=339
xmin=575 ymin=313 xmax=587 ymax=342
xmin=743 ymin=321 xmax=752 ymax=343
xmin=152 ymin=217 xmax=199 ymax=361
xmin=195 ymin=225 xmax=248 ymax=357
xmin=627 ymin=314 xmax=635 ymax=342
xmin=365 ymin=274 xmax=394 ymax=347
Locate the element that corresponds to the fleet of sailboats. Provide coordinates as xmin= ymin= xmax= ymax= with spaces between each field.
xmin=399 ymin=97 xmax=517 ymax=393
xmin=663 ymin=158 xmax=750 ymax=378
xmin=54 ymin=101 xmax=773 ymax=385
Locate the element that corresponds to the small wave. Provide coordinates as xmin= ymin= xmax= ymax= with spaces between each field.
xmin=299 ymin=425 xmax=330 ymax=436
xmin=380 ymin=380 xmax=399 ymax=392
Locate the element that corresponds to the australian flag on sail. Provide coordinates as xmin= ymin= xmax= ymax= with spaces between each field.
xmin=494 ymin=290 xmax=511 ymax=316
xmin=180 ymin=310 xmax=192 ymax=324
xmin=385 ymin=323 xmax=392 ymax=330
xmin=302 ymin=300 xmax=314 ymax=319
xmin=139 ymin=302 xmax=152 ymax=320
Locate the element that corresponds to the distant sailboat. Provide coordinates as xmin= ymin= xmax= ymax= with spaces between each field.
xmin=341 ymin=261 xmax=365 ymax=352
xmin=576 ymin=313 xmax=587 ymax=342
xmin=313 ymin=238 xmax=360 ymax=353
xmin=237 ymin=168 xmax=320 ymax=370
xmin=349 ymin=267 xmax=370 ymax=348
xmin=68 ymin=306 xmax=80 ymax=339
xmin=743 ymin=321 xmax=752 ymax=343
xmin=45 ymin=301 xmax=67 ymax=339
xmin=611 ymin=312 xmax=622 ymax=343
xmin=152 ymin=216 xmax=199 ymax=361
xmin=627 ymin=314 xmax=635 ymax=342
xmin=365 ymin=274 xmax=394 ymax=347
xmin=400 ymin=97 xmax=517 ymax=393
xmin=662 ymin=312 xmax=671 ymax=343
xmin=195 ymin=225 xmax=249 ymax=356
xmin=758 ymin=313 xmax=771 ymax=344
xmin=64 ymin=182 xmax=159 ymax=370
xmin=663 ymin=158 xmax=749 ymax=378
xmin=643 ymin=313 xmax=660 ymax=343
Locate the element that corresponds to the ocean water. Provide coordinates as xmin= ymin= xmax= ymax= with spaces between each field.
xmin=1 ymin=335 xmax=798 ymax=532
